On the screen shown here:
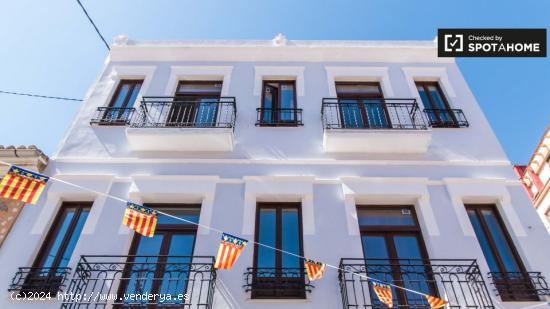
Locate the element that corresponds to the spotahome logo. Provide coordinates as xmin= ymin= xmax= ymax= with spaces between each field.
xmin=438 ymin=29 xmax=546 ymax=57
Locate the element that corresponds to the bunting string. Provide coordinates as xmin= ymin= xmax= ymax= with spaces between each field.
xmin=0 ymin=159 xmax=446 ymax=303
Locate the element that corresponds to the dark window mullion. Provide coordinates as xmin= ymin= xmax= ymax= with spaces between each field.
xmin=275 ymin=207 xmax=282 ymax=277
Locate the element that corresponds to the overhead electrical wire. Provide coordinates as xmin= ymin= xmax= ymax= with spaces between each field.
xmin=75 ymin=0 xmax=111 ymax=51
xmin=0 ymin=90 xmax=82 ymax=102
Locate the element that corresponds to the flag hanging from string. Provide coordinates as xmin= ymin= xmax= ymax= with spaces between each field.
xmin=214 ymin=233 xmax=248 ymax=270
xmin=305 ymin=258 xmax=326 ymax=281
xmin=0 ymin=166 xmax=49 ymax=204
xmin=122 ymin=202 xmax=158 ymax=237
xmin=426 ymin=295 xmax=448 ymax=308
xmin=372 ymin=281 xmax=393 ymax=308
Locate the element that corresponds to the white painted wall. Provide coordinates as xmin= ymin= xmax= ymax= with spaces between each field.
xmin=1 ymin=39 xmax=548 ymax=309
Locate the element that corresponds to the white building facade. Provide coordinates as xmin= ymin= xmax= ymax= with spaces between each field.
xmin=1 ymin=35 xmax=549 ymax=309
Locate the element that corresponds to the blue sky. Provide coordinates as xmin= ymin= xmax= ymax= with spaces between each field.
xmin=0 ymin=1 xmax=548 ymax=163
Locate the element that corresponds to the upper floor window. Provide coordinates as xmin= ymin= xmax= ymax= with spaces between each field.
xmin=335 ymin=82 xmax=389 ymax=129
xmin=166 ymin=81 xmax=222 ymax=127
xmin=358 ymin=206 xmax=437 ymax=307
xmin=28 ymin=202 xmax=91 ymax=293
xmin=258 ymin=81 xmax=302 ymax=126
xmin=110 ymin=80 xmax=143 ymax=109
xmin=416 ymin=81 xmax=467 ymax=128
xmin=466 ymin=204 xmax=538 ymax=301
xmin=119 ymin=205 xmax=201 ymax=306
xmin=93 ymin=80 xmax=143 ymax=125
xmin=249 ymin=202 xmax=305 ymax=299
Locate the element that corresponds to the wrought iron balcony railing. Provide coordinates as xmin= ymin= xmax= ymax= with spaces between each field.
xmin=322 ymin=98 xmax=427 ymax=130
xmin=488 ymin=271 xmax=550 ymax=301
xmin=61 ymin=255 xmax=216 ymax=309
xmin=423 ymin=109 xmax=468 ymax=128
xmin=131 ymin=96 xmax=236 ymax=129
xmin=339 ymin=258 xmax=494 ymax=309
xmin=255 ymin=108 xmax=304 ymax=126
xmin=243 ymin=267 xmax=313 ymax=299
xmin=8 ymin=267 xmax=71 ymax=296
xmin=90 ymin=107 xmax=135 ymax=126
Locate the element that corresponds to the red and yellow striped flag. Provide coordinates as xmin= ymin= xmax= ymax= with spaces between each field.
xmin=372 ymin=282 xmax=393 ymax=308
xmin=305 ymin=259 xmax=325 ymax=281
xmin=0 ymin=166 xmax=49 ymax=204
xmin=122 ymin=202 xmax=158 ymax=237
xmin=426 ymin=295 xmax=448 ymax=309
xmin=214 ymin=233 xmax=248 ymax=270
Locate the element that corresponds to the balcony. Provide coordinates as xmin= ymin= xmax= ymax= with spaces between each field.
xmin=424 ymin=109 xmax=469 ymax=128
xmin=243 ymin=267 xmax=313 ymax=299
xmin=126 ymin=96 xmax=236 ymax=152
xmin=321 ymin=98 xmax=431 ymax=153
xmin=339 ymin=258 xmax=495 ymax=309
xmin=8 ymin=267 xmax=71 ymax=297
xmin=90 ymin=107 xmax=135 ymax=126
xmin=488 ymin=272 xmax=550 ymax=301
xmin=255 ymin=108 xmax=303 ymax=127
xmin=61 ymin=255 xmax=216 ymax=309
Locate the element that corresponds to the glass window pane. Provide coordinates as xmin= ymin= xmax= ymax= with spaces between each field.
xmin=336 ymin=84 xmax=382 ymax=96
xmin=177 ymin=82 xmax=222 ymax=95
xmin=481 ymin=210 xmax=521 ymax=272
xmin=262 ymin=84 xmax=277 ymax=123
xmin=125 ymin=235 xmax=163 ymax=303
xmin=362 ymin=235 xmax=389 ymax=260
xmin=257 ymin=209 xmax=276 ymax=269
xmin=58 ymin=210 xmax=89 ymax=268
xmin=394 ymin=236 xmax=431 ymax=304
xmin=340 ymin=99 xmax=364 ymax=128
xmin=357 ymin=208 xmax=415 ymax=227
xmin=281 ymin=209 xmax=300 ymax=269
xmin=363 ymin=99 xmax=388 ymax=128
xmin=427 ymin=85 xmax=448 ymax=110
xmin=160 ymin=234 xmax=196 ymax=303
xmin=112 ymin=84 xmax=131 ymax=108
xmin=155 ymin=208 xmax=200 ymax=225
xmin=40 ymin=211 xmax=75 ymax=268
xmin=467 ymin=210 xmax=500 ymax=272
xmin=416 ymin=86 xmax=434 ymax=109
xmin=125 ymin=83 xmax=141 ymax=108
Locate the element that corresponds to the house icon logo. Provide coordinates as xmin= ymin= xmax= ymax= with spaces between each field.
xmin=444 ymin=34 xmax=463 ymax=52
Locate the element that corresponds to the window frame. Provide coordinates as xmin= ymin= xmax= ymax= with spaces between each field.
xmin=415 ymin=81 xmax=460 ymax=127
xmin=465 ymin=204 xmax=527 ymax=274
xmin=118 ymin=204 xmax=201 ymax=305
xmin=260 ymin=80 xmax=299 ymax=126
xmin=167 ymin=81 xmax=223 ymax=127
xmin=33 ymin=202 xmax=92 ymax=270
xmin=108 ymin=79 xmax=144 ymax=109
xmin=335 ymin=81 xmax=390 ymax=128
xmin=356 ymin=205 xmax=437 ymax=305
xmin=252 ymin=202 xmax=305 ymax=299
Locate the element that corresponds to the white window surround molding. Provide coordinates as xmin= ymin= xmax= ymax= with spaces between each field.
xmin=127 ymin=175 xmax=219 ymax=235
xmin=339 ymin=177 xmax=440 ymax=237
xmin=241 ymin=176 xmax=315 ymax=235
xmin=164 ymin=66 xmax=233 ymax=96
xmin=253 ymin=66 xmax=305 ymax=97
xmin=31 ymin=174 xmax=115 ymax=235
xmin=325 ymin=66 xmax=394 ymax=97
xmin=105 ymin=65 xmax=157 ymax=107
xmin=443 ymin=178 xmax=527 ymax=237
xmin=401 ymin=67 xmax=456 ymax=108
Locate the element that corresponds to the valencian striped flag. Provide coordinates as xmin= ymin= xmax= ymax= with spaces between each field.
xmin=425 ymin=295 xmax=448 ymax=309
xmin=304 ymin=259 xmax=325 ymax=281
xmin=122 ymin=202 xmax=158 ymax=237
xmin=0 ymin=166 xmax=49 ymax=204
xmin=372 ymin=281 xmax=393 ymax=308
xmin=214 ymin=233 xmax=248 ymax=270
